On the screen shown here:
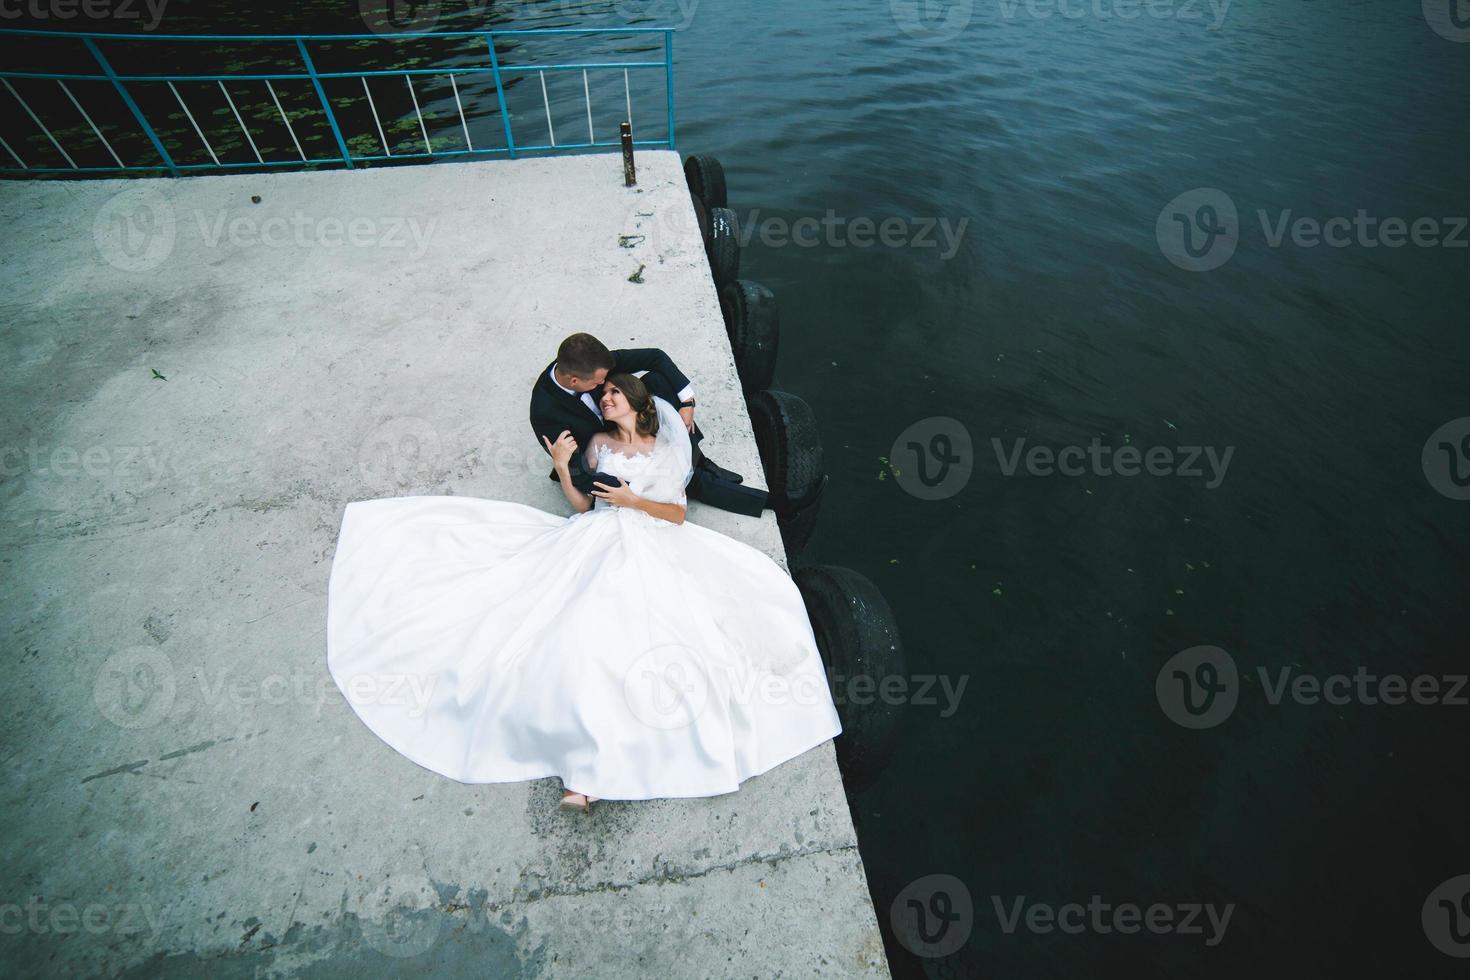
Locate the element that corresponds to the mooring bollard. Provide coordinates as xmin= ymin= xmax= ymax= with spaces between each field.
xmin=621 ymin=121 xmax=636 ymax=187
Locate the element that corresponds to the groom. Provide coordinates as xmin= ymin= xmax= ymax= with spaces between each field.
xmin=529 ymin=333 xmax=769 ymax=517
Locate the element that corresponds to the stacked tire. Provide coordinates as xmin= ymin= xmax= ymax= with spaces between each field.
xmin=685 ymin=153 xmax=907 ymax=804
xmin=685 ymin=154 xmax=814 ymax=554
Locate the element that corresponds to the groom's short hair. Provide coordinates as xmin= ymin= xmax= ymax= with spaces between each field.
xmin=557 ymin=333 xmax=616 ymax=378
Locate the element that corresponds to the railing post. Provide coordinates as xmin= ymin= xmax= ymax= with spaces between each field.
xmin=485 ymin=32 xmax=517 ymax=159
xmin=620 ymin=121 xmax=635 ymax=186
xmin=83 ymin=36 xmax=177 ymax=177
xmin=664 ymin=30 xmax=676 ymax=152
xmin=296 ymin=38 xmax=353 ymax=169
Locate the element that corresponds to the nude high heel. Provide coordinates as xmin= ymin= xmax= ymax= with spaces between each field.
xmin=559 ymin=791 xmax=599 ymax=813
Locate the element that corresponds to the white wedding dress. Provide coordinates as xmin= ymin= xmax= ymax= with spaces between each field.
xmin=327 ymin=398 xmax=841 ymax=800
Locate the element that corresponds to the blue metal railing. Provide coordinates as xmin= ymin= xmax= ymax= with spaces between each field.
xmin=0 ymin=27 xmax=677 ymax=177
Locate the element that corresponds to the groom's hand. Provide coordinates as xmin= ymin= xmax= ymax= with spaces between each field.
xmin=678 ymin=406 xmax=695 ymax=433
xmin=542 ymin=430 xmax=578 ymax=469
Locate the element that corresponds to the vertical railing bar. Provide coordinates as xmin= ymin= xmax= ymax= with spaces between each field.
xmin=266 ymin=79 xmax=307 ymax=161
xmin=624 ymin=67 xmax=632 ymax=132
xmin=2 ymin=77 xmax=78 ymax=169
xmin=539 ymin=70 xmax=555 ymax=147
xmin=218 ymin=80 xmax=263 ymax=164
xmin=57 ymin=79 xmax=124 ymax=169
xmin=296 ymin=38 xmax=353 ymax=169
xmin=449 ymin=73 xmax=473 ymax=151
xmin=0 ymin=133 xmax=26 ymax=169
xmin=82 ymin=36 xmax=176 ymax=176
xmin=167 ymin=80 xmax=220 ymax=166
xmin=583 ymin=68 xmax=593 ymax=144
xmin=405 ymin=75 xmax=431 ymax=153
xmin=664 ymin=30 xmax=676 ymax=151
xmin=485 ymin=32 xmax=517 ymax=159
xmin=361 ymin=76 xmax=390 ymax=156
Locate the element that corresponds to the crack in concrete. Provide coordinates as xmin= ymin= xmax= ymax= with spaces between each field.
xmin=477 ymin=839 xmax=862 ymax=913
xmin=79 ymin=759 xmax=149 ymax=783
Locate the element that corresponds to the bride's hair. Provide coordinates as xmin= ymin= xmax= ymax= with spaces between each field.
xmin=605 ymin=373 xmax=660 ymax=437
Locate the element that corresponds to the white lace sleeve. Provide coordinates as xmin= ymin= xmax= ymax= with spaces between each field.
xmin=583 ymin=433 xmax=605 ymax=472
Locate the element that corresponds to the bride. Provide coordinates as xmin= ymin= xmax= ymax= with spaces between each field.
xmin=327 ymin=373 xmax=841 ymax=811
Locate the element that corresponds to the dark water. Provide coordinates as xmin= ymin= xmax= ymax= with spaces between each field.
xmin=9 ymin=1 xmax=1469 ymax=976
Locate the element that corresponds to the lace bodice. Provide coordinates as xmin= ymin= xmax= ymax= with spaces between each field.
xmin=593 ymin=441 xmax=688 ymax=508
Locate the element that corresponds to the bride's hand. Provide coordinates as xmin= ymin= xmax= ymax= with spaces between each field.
xmin=591 ymin=480 xmax=638 ymax=508
xmin=542 ymin=430 xmax=578 ymax=469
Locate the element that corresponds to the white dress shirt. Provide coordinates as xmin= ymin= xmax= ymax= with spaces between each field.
xmin=550 ymin=365 xmax=693 ymax=420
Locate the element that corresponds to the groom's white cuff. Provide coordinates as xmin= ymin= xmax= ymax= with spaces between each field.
xmin=676 ymin=384 xmax=694 ymax=404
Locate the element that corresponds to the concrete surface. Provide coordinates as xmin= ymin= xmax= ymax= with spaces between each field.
xmin=0 ymin=152 xmax=889 ymax=977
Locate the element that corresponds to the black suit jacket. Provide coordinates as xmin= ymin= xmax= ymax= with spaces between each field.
xmin=529 ymin=348 xmax=692 ymax=490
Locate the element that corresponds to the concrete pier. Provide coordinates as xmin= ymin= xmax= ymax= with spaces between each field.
xmin=0 ymin=152 xmax=889 ymax=976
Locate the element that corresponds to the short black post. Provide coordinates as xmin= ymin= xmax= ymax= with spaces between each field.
xmin=620 ymin=122 xmax=636 ymax=187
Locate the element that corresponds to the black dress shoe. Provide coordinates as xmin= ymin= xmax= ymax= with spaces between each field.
xmin=695 ymin=456 xmax=744 ymax=485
